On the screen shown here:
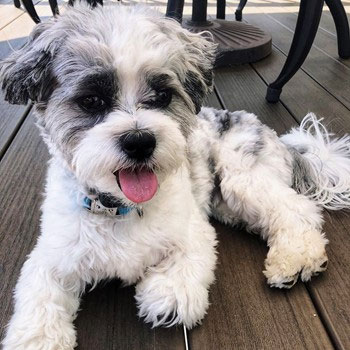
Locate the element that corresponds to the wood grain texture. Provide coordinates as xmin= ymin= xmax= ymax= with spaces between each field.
xmin=308 ymin=210 xmax=350 ymax=350
xmin=76 ymin=280 xmax=184 ymax=350
xmin=189 ymin=222 xmax=333 ymax=350
xmin=0 ymin=111 xmax=48 ymax=336
xmin=251 ymin=47 xmax=350 ymax=133
xmin=0 ymin=93 xmax=29 ymax=159
xmin=265 ymin=10 xmax=350 ymax=69
xmin=244 ymin=12 xmax=350 ymax=110
xmin=213 ymin=66 xmax=295 ymax=134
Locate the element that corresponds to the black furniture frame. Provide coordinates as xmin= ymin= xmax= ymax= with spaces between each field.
xmin=235 ymin=0 xmax=350 ymax=102
xmin=16 ymin=0 xmax=59 ymax=24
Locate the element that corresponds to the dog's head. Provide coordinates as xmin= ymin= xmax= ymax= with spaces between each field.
xmin=0 ymin=3 xmax=216 ymax=204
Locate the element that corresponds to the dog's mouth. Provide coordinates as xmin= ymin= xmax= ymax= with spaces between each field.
xmin=115 ymin=168 xmax=158 ymax=204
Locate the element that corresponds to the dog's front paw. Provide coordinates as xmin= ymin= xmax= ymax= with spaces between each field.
xmin=135 ymin=272 xmax=209 ymax=329
xmin=264 ymin=243 xmax=328 ymax=289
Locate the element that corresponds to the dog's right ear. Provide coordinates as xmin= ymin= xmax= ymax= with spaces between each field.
xmin=0 ymin=20 xmax=60 ymax=105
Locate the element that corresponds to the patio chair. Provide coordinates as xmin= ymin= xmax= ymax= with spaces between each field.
xmin=235 ymin=0 xmax=350 ymax=102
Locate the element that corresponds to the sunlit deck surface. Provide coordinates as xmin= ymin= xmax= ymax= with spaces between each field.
xmin=1 ymin=0 xmax=350 ymax=348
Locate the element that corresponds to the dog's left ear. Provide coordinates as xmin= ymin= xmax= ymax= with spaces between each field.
xmin=0 ymin=20 xmax=60 ymax=105
xmin=181 ymin=35 xmax=216 ymax=114
xmin=179 ymin=30 xmax=217 ymax=114
xmin=160 ymin=18 xmax=217 ymax=114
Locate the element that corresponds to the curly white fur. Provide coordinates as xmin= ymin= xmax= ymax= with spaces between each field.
xmin=281 ymin=113 xmax=350 ymax=210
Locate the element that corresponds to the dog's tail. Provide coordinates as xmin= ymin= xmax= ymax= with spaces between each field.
xmin=280 ymin=113 xmax=350 ymax=210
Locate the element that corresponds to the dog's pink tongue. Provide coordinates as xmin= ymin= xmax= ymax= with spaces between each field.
xmin=119 ymin=169 xmax=158 ymax=203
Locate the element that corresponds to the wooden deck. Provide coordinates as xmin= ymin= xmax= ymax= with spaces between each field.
xmin=0 ymin=1 xmax=350 ymax=349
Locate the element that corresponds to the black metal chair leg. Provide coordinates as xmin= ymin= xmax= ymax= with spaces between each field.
xmin=21 ymin=0 xmax=41 ymax=23
xmin=14 ymin=0 xmax=21 ymax=8
xmin=49 ymin=0 xmax=59 ymax=16
xmin=325 ymin=0 xmax=350 ymax=58
xmin=217 ymin=0 xmax=226 ymax=20
xmin=235 ymin=0 xmax=248 ymax=21
xmin=166 ymin=0 xmax=184 ymax=23
xmin=266 ymin=0 xmax=324 ymax=103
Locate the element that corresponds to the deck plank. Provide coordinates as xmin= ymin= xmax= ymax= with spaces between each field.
xmin=244 ymin=13 xmax=350 ymax=110
xmin=251 ymin=46 xmax=350 ymax=132
xmin=189 ymin=66 xmax=333 ymax=350
xmin=0 ymin=94 xmax=29 ymax=159
xmin=0 ymin=111 xmax=48 ymax=333
xmin=0 ymin=113 xmax=185 ymax=349
xmin=190 ymin=223 xmax=333 ymax=350
xmin=214 ymin=66 xmax=295 ymax=133
xmin=76 ymin=280 xmax=185 ymax=350
xmin=265 ymin=10 xmax=350 ymax=70
xmin=309 ymin=210 xmax=350 ymax=350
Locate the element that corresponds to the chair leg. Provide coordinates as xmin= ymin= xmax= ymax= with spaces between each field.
xmin=325 ymin=0 xmax=350 ymax=58
xmin=266 ymin=0 xmax=324 ymax=103
xmin=235 ymin=0 xmax=248 ymax=21
xmin=217 ymin=0 xmax=226 ymax=20
xmin=166 ymin=0 xmax=184 ymax=23
xmin=21 ymin=0 xmax=41 ymax=23
xmin=14 ymin=0 xmax=21 ymax=8
xmin=49 ymin=0 xmax=59 ymax=16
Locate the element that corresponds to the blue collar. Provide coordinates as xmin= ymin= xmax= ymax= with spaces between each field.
xmin=82 ymin=195 xmax=134 ymax=218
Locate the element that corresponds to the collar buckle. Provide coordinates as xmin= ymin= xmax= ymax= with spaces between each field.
xmin=83 ymin=196 xmax=133 ymax=218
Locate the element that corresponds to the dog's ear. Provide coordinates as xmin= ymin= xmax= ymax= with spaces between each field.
xmin=0 ymin=20 xmax=60 ymax=105
xmin=180 ymin=31 xmax=216 ymax=114
xmin=160 ymin=19 xmax=217 ymax=114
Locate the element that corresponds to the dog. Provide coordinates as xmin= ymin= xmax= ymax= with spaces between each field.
xmin=1 ymin=3 xmax=350 ymax=349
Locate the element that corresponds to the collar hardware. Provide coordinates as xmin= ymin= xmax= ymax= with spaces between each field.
xmin=83 ymin=196 xmax=133 ymax=217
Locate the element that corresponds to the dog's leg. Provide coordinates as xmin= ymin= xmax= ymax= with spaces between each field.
xmin=203 ymin=111 xmax=329 ymax=289
xmin=135 ymin=212 xmax=217 ymax=329
xmin=219 ymin=165 xmax=328 ymax=289
xmin=2 ymin=249 xmax=81 ymax=350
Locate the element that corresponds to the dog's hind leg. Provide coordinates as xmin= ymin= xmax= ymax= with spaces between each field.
xmin=218 ymin=161 xmax=328 ymax=288
xmin=211 ymin=118 xmax=328 ymax=288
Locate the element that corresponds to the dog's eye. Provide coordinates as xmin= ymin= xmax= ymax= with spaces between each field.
xmin=77 ymin=96 xmax=106 ymax=112
xmin=145 ymin=89 xmax=172 ymax=108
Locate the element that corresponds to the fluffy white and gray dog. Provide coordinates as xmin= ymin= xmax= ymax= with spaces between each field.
xmin=1 ymin=2 xmax=350 ymax=349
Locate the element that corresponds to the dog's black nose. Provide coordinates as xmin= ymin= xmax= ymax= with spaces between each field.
xmin=120 ymin=131 xmax=156 ymax=160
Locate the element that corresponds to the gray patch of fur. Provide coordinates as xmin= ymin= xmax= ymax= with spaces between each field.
xmin=289 ymin=147 xmax=318 ymax=195
xmin=249 ymin=127 xmax=265 ymax=156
